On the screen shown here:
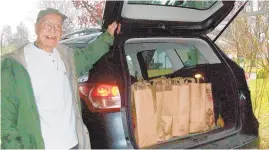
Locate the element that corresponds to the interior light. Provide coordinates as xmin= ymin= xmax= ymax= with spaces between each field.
xmin=194 ymin=73 xmax=204 ymax=83
xmin=195 ymin=74 xmax=202 ymax=79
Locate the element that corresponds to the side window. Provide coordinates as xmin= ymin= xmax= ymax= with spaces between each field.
xmin=141 ymin=49 xmax=173 ymax=78
xmin=138 ymin=45 xmax=209 ymax=78
xmin=175 ymin=46 xmax=208 ymax=67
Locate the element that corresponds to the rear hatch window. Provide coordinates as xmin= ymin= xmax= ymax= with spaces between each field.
xmin=103 ymin=0 xmax=235 ymax=34
xmin=121 ymin=0 xmax=224 ymax=22
xmin=128 ymin=0 xmax=217 ymax=10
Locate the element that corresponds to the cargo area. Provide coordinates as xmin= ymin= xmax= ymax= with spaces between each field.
xmin=124 ymin=38 xmax=240 ymax=148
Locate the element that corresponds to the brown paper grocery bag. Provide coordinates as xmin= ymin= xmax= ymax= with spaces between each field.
xmin=171 ymin=77 xmax=190 ymax=137
xmin=131 ymin=85 xmax=137 ymax=129
xmin=162 ymin=78 xmax=173 ymax=140
xmin=196 ymin=78 xmax=216 ymax=132
xmin=199 ymin=83 xmax=208 ymax=132
xmin=188 ymin=77 xmax=208 ymax=133
xmin=161 ymin=116 xmax=173 ymax=140
xmin=205 ymin=83 xmax=216 ymax=130
xmin=162 ymin=78 xmax=174 ymax=116
xmin=150 ymin=77 xmax=166 ymax=142
xmin=133 ymin=80 xmax=157 ymax=148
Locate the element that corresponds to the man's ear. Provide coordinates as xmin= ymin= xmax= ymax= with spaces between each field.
xmin=35 ymin=23 xmax=39 ymax=35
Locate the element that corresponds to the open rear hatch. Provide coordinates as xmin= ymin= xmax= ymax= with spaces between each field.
xmin=103 ymin=0 xmax=235 ymax=35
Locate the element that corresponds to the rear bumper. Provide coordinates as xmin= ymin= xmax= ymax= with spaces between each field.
xmin=192 ymin=133 xmax=259 ymax=149
xmin=234 ymin=136 xmax=259 ymax=149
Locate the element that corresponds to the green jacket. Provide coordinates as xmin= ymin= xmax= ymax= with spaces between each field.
xmin=1 ymin=31 xmax=113 ymax=149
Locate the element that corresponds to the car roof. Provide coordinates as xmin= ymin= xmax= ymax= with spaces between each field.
xmin=60 ymin=28 xmax=102 ymax=47
xmin=61 ymin=28 xmax=101 ymax=40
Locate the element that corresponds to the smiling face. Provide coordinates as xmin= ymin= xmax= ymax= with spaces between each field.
xmin=35 ymin=14 xmax=63 ymax=52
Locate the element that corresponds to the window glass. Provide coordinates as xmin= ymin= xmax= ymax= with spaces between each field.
xmin=174 ymin=46 xmax=208 ymax=67
xmin=139 ymin=45 xmax=208 ymax=78
xmin=128 ymin=0 xmax=217 ymax=10
xmin=140 ymin=49 xmax=173 ymax=77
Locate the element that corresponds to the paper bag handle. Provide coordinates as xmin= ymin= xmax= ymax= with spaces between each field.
xmin=134 ymin=78 xmax=151 ymax=90
xmin=150 ymin=76 xmax=167 ymax=91
xmin=171 ymin=77 xmax=184 ymax=85
xmin=184 ymin=77 xmax=196 ymax=83
xmin=164 ymin=78 xmax=173 ymax=90
xmin=149 ymin=76 xmax=166 ymax=85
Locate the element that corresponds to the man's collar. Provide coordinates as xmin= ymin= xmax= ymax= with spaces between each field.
xmin=33 ymin=41 xmax=39 ymax=49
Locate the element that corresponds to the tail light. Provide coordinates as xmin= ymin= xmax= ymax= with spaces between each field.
xmin=79 ymin=83 xmax=121 ymax=112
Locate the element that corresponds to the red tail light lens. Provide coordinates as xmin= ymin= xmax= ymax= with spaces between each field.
xmin=79 ymin=83 xmax=121 ymax=112
xmin=86 ymin=84 xmax=121 ymax=112
xmin=92 ymin=84 xmax=120 ymax=97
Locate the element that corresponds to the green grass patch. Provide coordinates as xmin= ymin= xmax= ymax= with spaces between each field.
xmin=148 ymin=69 xmax=173 ymax=78
xmin=249 ymin=79 xmax=269 ymax=148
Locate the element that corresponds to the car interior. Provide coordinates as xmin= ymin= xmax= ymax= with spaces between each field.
xmin=123 ymin=37 xmax=240 ymax=148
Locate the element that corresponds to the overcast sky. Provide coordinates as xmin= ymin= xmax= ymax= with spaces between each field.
xmin=0 ymin=0 xmax=39 ymax=42
xmin=0 ymin=0 xmax=259 ymax=42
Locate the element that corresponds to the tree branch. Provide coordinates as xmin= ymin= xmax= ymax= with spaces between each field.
xmin=81 ymin=1 xmax=98 ymax=21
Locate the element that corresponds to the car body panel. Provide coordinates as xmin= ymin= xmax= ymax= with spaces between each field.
xmin=82 ymin=101 xmax=128 ymax=149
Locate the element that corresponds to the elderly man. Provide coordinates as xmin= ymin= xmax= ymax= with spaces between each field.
xmin=1 ymin=8 xmax=120 ymax=149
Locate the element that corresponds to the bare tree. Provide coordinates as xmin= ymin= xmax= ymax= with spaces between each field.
xmin=0 ymin=23 xmax=30 ymax=56
xmin=9 ymin=22 xmax=29 ymax=49
xmin=215 ymin=0 xmax=269 ymax=112
xmin=0 ymin=26 xmax=12 ymax=51
xmin=72 ymin=0 xmax=105 ymax=28
xmin=38 ymin=0 xmax=108 ymax=33
xmin=257 ymin=1 xmax=269 ymax=77
xmin=0 ymin=26 xmax=15 ymax=56
xmin=215 ymin=2 xmax=269 ymax=148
